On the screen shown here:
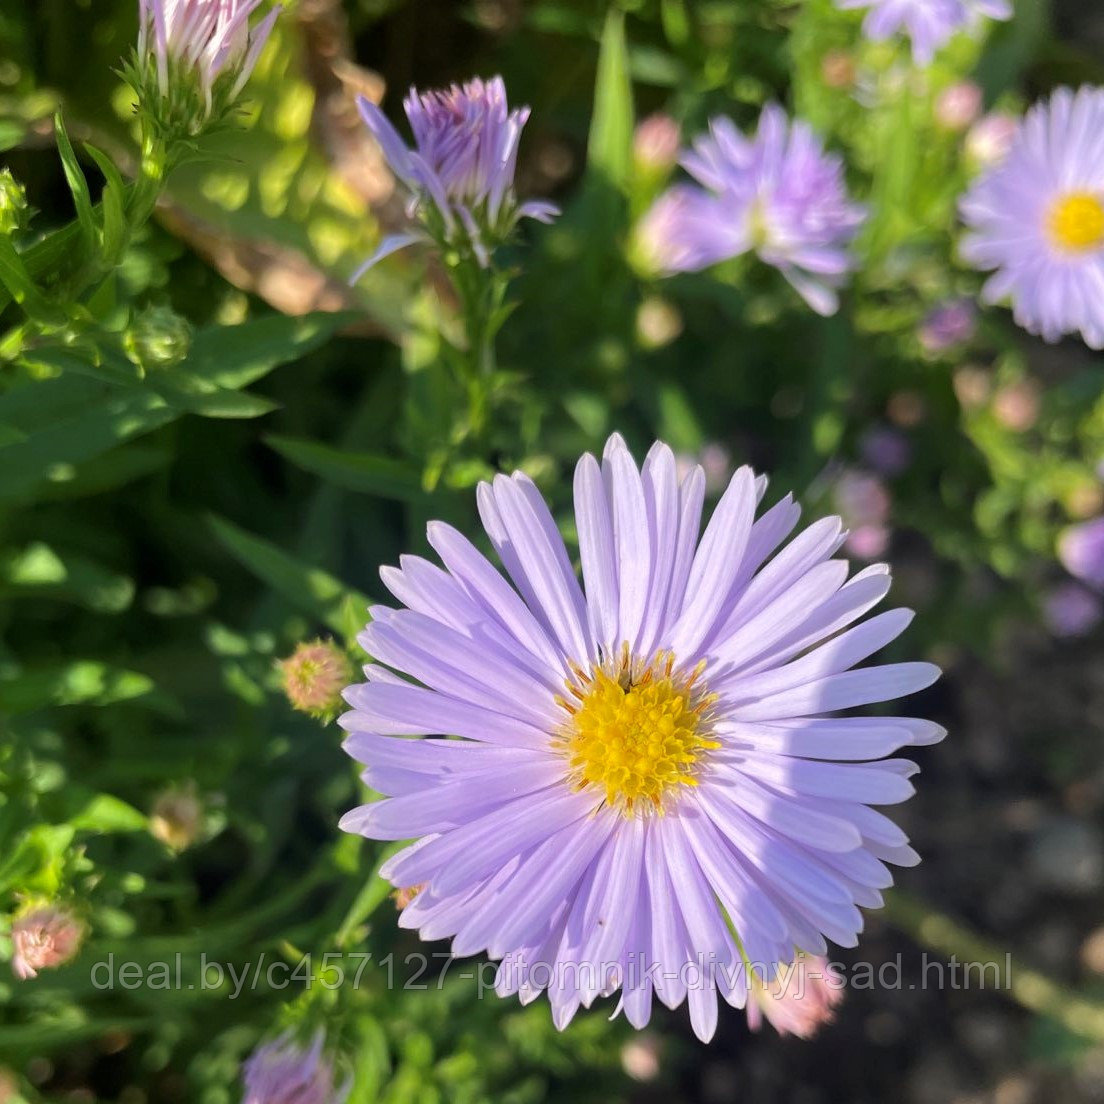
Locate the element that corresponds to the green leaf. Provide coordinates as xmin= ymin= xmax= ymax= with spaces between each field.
xmin=184 ymin=312 xmax=357 ymax=389
xmin=587 ymin=8 xmax=635 ymax=190
xmin=147 ymin=366 xmax=280 ymax=420
xmin=0 ymin=543 xmax=134 ymax=612
xmin=0 ymin=235 xmax=58 ymax=322
xmin=53 ymin=112 xmax=96 ymax=253
xmin=208 ymin=514 xmax=371 ymax=637
xmin=266 ymin=434 xmax=429 ymax=502
xmin=83 ymin=143 xmax=129 ymax=262
xmin=0 ymin=661 xmax=156 ymax=714
xmin=0 ymin=389 xmax=175 ymax=504
xmin=70 ymin=793 xmax=149 ymax=834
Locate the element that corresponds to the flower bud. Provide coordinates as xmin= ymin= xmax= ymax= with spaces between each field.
xmin=150 ymin=782 xmax=204 ymax=851
xmin=10 ymin=905 xmax=84 ymax=980
xmin=633 ymin=113 xmax=681 ymax=176
xmin=0 ymin=169 xmax=29 ymax=236
xmin=124 ymin=305 xmax=193 ymax=372
xmin=919 ymin=298 xmax=976 ymax=353
xmin=242 ymin=1031 xmax=348 ymax=1104
xmin=279 ymin=639 xmax=352 ymax=720
xmin=965 ymin=111 xmax=1018 ymax=168
xmin=746 ymin=954 xmax=844 ymax=1038
xmin=935 ymin=81 xmax=982 ymax=131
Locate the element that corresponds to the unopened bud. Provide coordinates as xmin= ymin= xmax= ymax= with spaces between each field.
xmin=279 ymin=639 xmax=352 ymax=721
xmin=150 ymin=783 xmax=204 ymax=851
xmin=0 ymin=169 xmax=29 ymax=236
xmin=124 ymin=305 xmax=192 ymax=372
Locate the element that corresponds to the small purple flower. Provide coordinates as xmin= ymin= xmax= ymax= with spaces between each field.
xmin=1043 ymin=583 xmax=1102 ymax=638
xmin=354 ymin=77 xmax=556 ymax=276
xmin=960 ymin=87 xmax=1104 ymax=349
xmin=1059 ymin=517 xmax=1104 ymax=590
xmin=242 ymin=1032 xmax=347 ymax=1104
xmin=638 ymin=107 xmax=866 ymax=316
xmin=860 ymin=427 xmax=912 ymax=476
xmin=835 ymin=0 xmax=1011 ymax=67
xmin=340 ymin=433 xmax=942 ymax=1042
xmin=137 ymin=0 xmax=279 ymax=121
xmin=918 ymin=298 xmax=977 ymax=353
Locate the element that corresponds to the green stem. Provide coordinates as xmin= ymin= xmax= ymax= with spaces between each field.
xmin=885 ymin=889 xmax=1104 ymax=1042
xmin=449 ymin=251 xmax=508 ymax=439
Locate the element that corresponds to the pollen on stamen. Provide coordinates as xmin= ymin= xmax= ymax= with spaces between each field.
xmin=556 ymin=648 xmax=719 ymax=815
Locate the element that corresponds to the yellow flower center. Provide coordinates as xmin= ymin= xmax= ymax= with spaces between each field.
xmin=557 ymin=648 xmax=718 ymax=814
xmin=1048 ymin=192 xmax=1104 ymax=253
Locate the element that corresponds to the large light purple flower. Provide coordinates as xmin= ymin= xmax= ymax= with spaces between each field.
xmin=834 ymin=0 xmax=1011 ymax=66
xmin=137 ymin=0 xmax=279 ymax=119
xmin=340 ymin=433 xmax=943 ymax=1042
xmin=242 ymin=1031 xmax=346 ymax=1104
xmin=638 ymin=107 xmax=866 ymax=316
xmin=354 ymin=77 xmax=557 ymax=276
xmin=960 ymin=87 xmax=1104 ymax=349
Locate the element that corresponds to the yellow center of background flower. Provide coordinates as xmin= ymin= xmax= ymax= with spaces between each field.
xmin=1048 ymin=192 xmax=1104 ymax=253
xmin=559 ymin=650 xmax=718 ymax=813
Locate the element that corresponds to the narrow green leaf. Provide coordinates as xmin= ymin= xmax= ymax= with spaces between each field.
xmin=184 ymin=312 xmax=357 ymax=389
xmin=0 ymin=543 xmax=134 ymax=612
xmin=0 ymin=235 xmax=57 ymax=322
xmin=70 ymin=793 xmax=149 ymax=833
xmin=265 ymin=434 xmax=429 ymax=503
xmin=83 ymin=144 xmax=129 ymax=261
xmin=53 ymin=113 xmax=96 ymax=252
xmin=0 ymin=390 xmax=175 ymax=503
xmin=0 ymin=661 xmax=156 ymax=714
xmin=586 ymin=8 xmax=635 ymax=190
xmin=208 ymin=515 xmax=371 ymax=637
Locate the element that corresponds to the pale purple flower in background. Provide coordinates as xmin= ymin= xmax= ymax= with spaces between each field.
xmin=965 ymin=111 xmax=1018 ymax=167
xmin=860 ymin=426 xmax=912 ymax=476
xmin=745 ymin=954 xmax=845 ymax=1038
xmin=918 ymin=298 xmax=977 ymax=353
xmin=634 ymin=113 xmax=682 ymax=175
xmin=835 ymin=470 xmax=892 ymax=560
xmin=11 ymin=906 xmax=83 ymax=980
xmin=675 ymin=443 xmax=734 ymax=496
xmin=354 ymin=77 xmax=557 ymax=275
xmin=835 ymin=0 xmax=1011 ymax=67
xmin=960 ymin=87 xmax=1104 ymax=349
xmin=639 ymin=107 xmax=866 ymax=316
xmin=242 ymin=1031 xmax=347 ymax=1104
xmin=137 ymin=0 xmax=279 ymax=112
xmin=935 ymin=81 xmax=983 ymax=131
xmin=1043 ymin=583 xmax=1102 ymax=638
xmin=1059 ymin=517 xmax=1104 ymax=590
xmin=340 ymin=433 xmax=942 ymax=1042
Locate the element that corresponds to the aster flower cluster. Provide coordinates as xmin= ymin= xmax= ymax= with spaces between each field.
xmin=340 ymin=433 xmax=942 ymax=1042
xmin=834 ymin=0 xmax=1012 ymax=66
xmin=353 ymin=77 xmax=557 ymax=278
xmin=125 ymin=0 xmax=280 ymax=139
xmin=639 ymin=107 xmax=866 ymax=316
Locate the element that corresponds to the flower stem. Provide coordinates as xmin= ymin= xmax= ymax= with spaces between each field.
xmin=884 ymin=889 xmax=1104 ymax=1042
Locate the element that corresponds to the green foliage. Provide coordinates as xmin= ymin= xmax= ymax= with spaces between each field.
xmin=1 ymin=0 xmax=1103 ymax=1101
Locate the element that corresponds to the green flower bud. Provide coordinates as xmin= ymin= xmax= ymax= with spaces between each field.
xmin=124 ymin=305 xmax=193 ymax=372
xmin=0 ymin=169 xmax=29 ymax=236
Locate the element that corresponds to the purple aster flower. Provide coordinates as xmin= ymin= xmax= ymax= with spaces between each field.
xmin=136 ymin=0 xmax=279 ymax=127
xmin=354 ymin=77 xmax=557 ymax=277
xmin=918 ymin=298 xmax=977 ymax=353
xmin=960 ymin=87 xmax=1104 ymax=349
xmin=242 ymin=1031 xmax=347 ymax=1104
xmin=860 ymin=426 xmax=912 ymax=476
xmin=638 ymin=107 xmax=866 ymax=316
xmin=340 ymin=433 xmax=942 ymax=1043
xmin=1059 ymin=516 xmax=1104 ymax=590
xmin=834 ymin=0 xmax=1011 ymax=67
xmin=1043 ymin=583 xmax=1102 ymax=638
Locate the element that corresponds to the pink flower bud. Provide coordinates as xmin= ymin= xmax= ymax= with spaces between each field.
xmin=965 ymin=111 xmax=1018 ymax=167
xmin=746 ymin=954 xmax=845 ymax=1038
xmin=279 ymin=639 xmax=352 ymax=720
xmin=633 ymin=113 xmax=681 ymax=175
xmin=11 ymin=906 xmax=84 ymax=980
xmin=935 ymin=81 xmax=982 ymax=131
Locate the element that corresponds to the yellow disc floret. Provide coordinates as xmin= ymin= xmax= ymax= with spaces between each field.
xmin=558 ymin=648 xmax=718 ymax=814
xmin=1048 ymin=192 xmax=1104 ymax=253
